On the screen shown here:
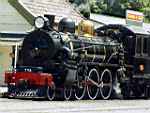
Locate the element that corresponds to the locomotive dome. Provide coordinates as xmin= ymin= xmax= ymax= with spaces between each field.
xmin=78 ymin=20 xmax=94 ymax=38
xmin=58 ymin=18 xmax=75 ymax=33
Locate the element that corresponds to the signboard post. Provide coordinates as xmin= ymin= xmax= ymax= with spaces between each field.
xmin=126 ymin=10 xmax=144 ymax=27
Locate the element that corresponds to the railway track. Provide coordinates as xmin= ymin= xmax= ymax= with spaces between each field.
xmin=0 ymin=98 xmax=150 ymax=113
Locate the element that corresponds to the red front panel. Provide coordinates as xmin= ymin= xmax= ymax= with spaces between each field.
xmin=5 ymin=71 xmax=53 ymax=87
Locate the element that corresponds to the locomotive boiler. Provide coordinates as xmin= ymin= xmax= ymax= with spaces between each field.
xmin=5 ymin=16 xmax=126 ymax=100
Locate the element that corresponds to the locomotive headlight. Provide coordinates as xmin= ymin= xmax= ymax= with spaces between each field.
xmin=34 ymin=16 xmax=45 ymax=29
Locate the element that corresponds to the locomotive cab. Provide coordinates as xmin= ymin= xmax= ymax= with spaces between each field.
xmin=119 ymin=27 xmax=150 ymax=98
xmin=134 ymin=34 xmax=150 ymax=75
xmin=95 ymin=24 xmax=150 ymax=98
xmin=131 ymin=33 xmax=150 ymax=97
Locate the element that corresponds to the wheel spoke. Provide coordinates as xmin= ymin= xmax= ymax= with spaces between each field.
xmin=88 ymin=78 xmax=99 ymax=87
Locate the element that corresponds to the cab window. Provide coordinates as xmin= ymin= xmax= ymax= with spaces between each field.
xmin=136 ymin=37 xmax=141 ymax=54
xmin=135 ymin=35 xmax=149 ymax=56
xmin=143 ymin=38 xmax=148 ymax=54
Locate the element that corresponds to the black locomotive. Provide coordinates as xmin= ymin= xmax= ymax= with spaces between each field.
xmin=5 ymin=15 xmax=150 ymax=100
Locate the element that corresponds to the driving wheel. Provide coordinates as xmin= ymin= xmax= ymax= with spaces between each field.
xmin=64 ymin=87 xmax=73 ymax=100
xmin=100 ymin=69 xmax=112 ymax=99
xmin=87 ymin=68 xmax=99 ymax=100
xmin=74 ymin=66 xmax=87 ymax=100
xmin=47 ymin=83 xmax=55 ymax=100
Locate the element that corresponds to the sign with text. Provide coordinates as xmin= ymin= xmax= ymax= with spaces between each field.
xmin=126 ymin=10 xmax=144 ymax=26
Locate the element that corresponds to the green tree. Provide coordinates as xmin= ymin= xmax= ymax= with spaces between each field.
xmin=71 ymin=0 xmax=91 ymax=18
xmin=89 ymin=0 xmax=101 ymax=13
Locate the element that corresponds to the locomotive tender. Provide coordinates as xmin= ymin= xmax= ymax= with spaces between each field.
xmin=5 ymin=15 xmax=150 ymax=100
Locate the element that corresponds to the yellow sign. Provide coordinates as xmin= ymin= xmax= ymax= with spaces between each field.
xmin=127 ymin=13 xmax=143 ymax=22
xmin=126 ymin=10 xmax=144 ymax=26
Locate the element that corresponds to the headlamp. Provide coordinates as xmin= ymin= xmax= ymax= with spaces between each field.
xmin=34 ymin=16 xmax=45 ymax=29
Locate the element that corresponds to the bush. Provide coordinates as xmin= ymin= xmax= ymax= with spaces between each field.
xmin=90 ymin=2 xmax=101 ymax=13
xmin=78 ymin=4 xmax=90 ymax=18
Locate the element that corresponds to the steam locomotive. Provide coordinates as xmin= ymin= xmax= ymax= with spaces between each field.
xmin=5 ymin=15 xmax=150 ymax=100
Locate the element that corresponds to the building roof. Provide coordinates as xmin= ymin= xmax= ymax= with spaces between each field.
xmin=90 ymin=13 xmax=150 ymax=35
xmin=0 ymin=31 xmax=27 ymax=46
xmin=126 ymin=25 xmax=150 ymax=35
xmin=0 ymin=0 xmax=32 ymax=32
xmin=18 ymin=0 xmax=84 ymax=24
xmin=90 ymin=14 xmax=126 ymax=25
